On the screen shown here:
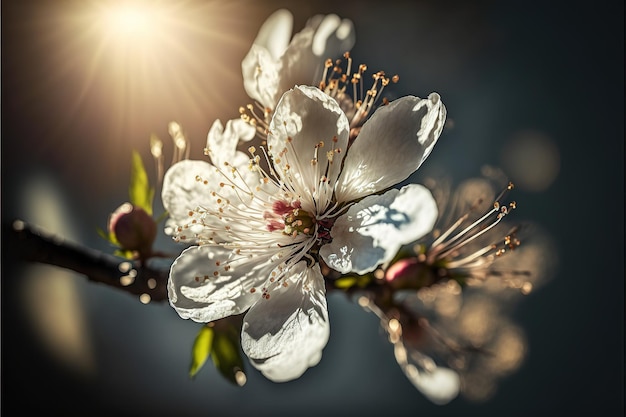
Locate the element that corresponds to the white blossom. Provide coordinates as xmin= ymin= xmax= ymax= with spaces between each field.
xmin=163 ymin=83 xmax=445 ymax=382
xmin=242 ymin=9 xmax=355 ymax=111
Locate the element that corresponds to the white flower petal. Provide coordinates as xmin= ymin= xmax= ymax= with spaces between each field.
xmin=241 ymin=262 xmax=329 ymax=382
xmin=393 ymin=341 xmax=460 ymax=404
xmin=161 ymin=152 xmax=259 ymax=240
xmin=241 ymin=44 xmax=282 ymax=109
xmin=274 ymin=27 xmax=316 ymax=104
xmin=241 ymin=9 xmax=293 ymax=109
xmin=335 ymin=93 xmax=446 ymax=202
xmin=251 ymin=9 xmax=293 ymax=60
xmin=242 ymin=10 xmax=355 ymax=111
xmin=310 ymin=14 xmax=355 ymax=58
xmin=206 ymin=118 xmax=256 ymax=167
xmin=276 ymin=15 xmax=355 ymax=98
xmin=168 ymin=245 xmax=272 ymax=323
xmin=320 ymin=184 xmax=437 ymax=274
xmin=268 ymin=85 xmax=349 ymax=202
xmin=161 ymin=160 xmax=217 ymax=232
xmin=241 ymin=9 xmax=293 ymax=108
xmin=406 ymin=366 xmax=460 ymax=405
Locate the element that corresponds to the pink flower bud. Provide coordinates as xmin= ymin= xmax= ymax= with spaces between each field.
xmin=108 ymin=203 xmax=157 ymax=254
xmin=385 ymin=257 xmax=436 ymax=290
xmin=386 ymin=257 xmax=420 ymax=282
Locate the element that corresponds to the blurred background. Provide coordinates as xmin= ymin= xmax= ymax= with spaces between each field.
xmin=2 ymin=0 xmax=623 ymax=416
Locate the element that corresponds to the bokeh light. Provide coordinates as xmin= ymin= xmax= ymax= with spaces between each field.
xmin=500 ymin=130 xmax=561 ymax=192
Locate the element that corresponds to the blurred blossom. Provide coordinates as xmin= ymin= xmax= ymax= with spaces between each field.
xmin=358 ymin=295 xmax=460 ymax=404
xmin=398 ymin=290 xmax=528 ymax=402
xmin=500 ymin=129 xmax=560 ymax=192
xmin=424 ymin=171 xmax=558 ymax=295
xmin=353 ymin=173 xmax=557 ymax=402
xmin=161 ymin=9 xmax=448 ymax=383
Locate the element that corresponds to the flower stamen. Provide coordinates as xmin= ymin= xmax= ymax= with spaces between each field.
xmin=240 ymin=103 xmax=271 ymax=142
xmin=319 ymin=52 xmax=399 ymax=134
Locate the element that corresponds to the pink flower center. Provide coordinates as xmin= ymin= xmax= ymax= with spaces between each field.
xmin=264 ymin=200 xmax=316 ymax=237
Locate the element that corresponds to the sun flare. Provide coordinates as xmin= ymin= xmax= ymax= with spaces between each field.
xmin=100 ymin=4 xmax=155 ymax=38
xmin=34 ymin=0 xmax=249 ymax=143
xmin=95 ymin=2 xmax=170 ymax=48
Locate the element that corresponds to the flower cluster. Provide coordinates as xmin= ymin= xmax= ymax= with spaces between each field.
xmin=162 ymin=9 xmax=446 ymax=383
xmin=159 ymin=8 xmax=547 ymax=405
xmin=348 ymin=174 xmax=556 ymax=402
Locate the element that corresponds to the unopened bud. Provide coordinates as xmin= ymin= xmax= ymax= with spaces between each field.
xmin=385 ymin=257 xmax=436 ymax=290
xmin=108 ymin=203 xmax=157 ymax=254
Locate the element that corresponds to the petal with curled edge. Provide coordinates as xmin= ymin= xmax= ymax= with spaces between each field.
xmin=251 ymin=9 xmax=293 ymax=60
xmin=168 ymin=245 xmax=275 ymax=323
xmin=241 ymin=262 xmax=329 ymax=382
xmin=335 ymin=93 xmax=446 ymax=202
xmin=206 ymin=118 xmax=256 ymax=168
xmin=320 ymin=184 xmax=437 ymax=275
xmin=276 ymin=14 xmax=355 ymax=102
xmin=268 ymin=85 xmax=349 ymax=202
xmin=241 ymin=9 xmax=293 ymax=108
xmin=310 ymin=14 xmax=355 ymax=58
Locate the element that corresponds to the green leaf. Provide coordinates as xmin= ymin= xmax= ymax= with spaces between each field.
xmin=113 ymin=248 xmax=135 ymax=260
xmin=210 ymin=322 xmax=247 ymax=386
xmin=334 ymin=276 xmax=358 ymax=289
xmin=189 ymin=325 xmax=214 ymax=379
xmin=334 ymin=274 xmax=372 ymax=289
xmin=129 ymin=150 xmax=154 ymax=216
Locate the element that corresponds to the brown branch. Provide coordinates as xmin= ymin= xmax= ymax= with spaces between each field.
xmin=4 ymin=220 xmax=169 ymax=302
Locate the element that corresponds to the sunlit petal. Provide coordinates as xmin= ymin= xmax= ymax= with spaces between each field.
xmin=251 ymin=9 xmax=293 ymax=60
xmin=206 ymin=118 xmax=256 ymax=167
xmin=267 ymin=86 xmax=348 ymax=195
xmin=241 ymin=262 xmax=329 ymax=382
xmin=241 ymin=44 xmax=282 ymax=109
xmin=268 ymin=85 xmax=349 ymax=203
xmin=242 ymin=10 xmax=355 ymax=110
xmin=320 ymin=184 xmax=437 ymax=274
xmin=336 ymin=93 xmax=446 ymax=202
xmin=161 ymin=160 xmax=218 ymax=234
xmin=276 ymin=14 xmax=355 ymax=100
xmin=241 ymin=9 xmax=292 ymax=108
xmin=168 ymin=245 xmax=273 ymax=323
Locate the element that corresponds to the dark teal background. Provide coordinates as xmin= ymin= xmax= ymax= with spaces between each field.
xmin=2 ymin=1 xmax=624 ymax=416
